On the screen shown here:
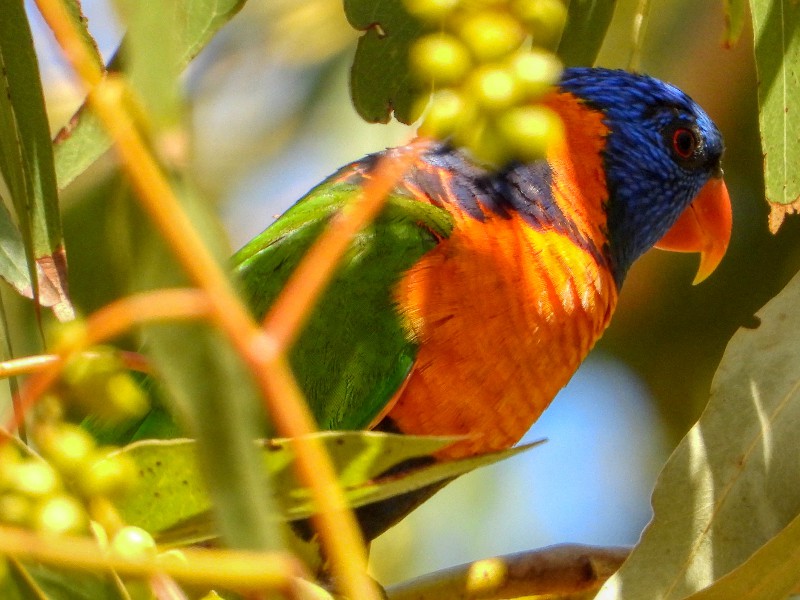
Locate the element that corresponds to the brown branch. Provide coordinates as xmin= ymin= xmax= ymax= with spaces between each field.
xmin=385 ymin=544 xmax=629 ymax=600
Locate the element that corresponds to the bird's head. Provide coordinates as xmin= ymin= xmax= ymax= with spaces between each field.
xmin=559 ymin=67 xmax=732 ymax=286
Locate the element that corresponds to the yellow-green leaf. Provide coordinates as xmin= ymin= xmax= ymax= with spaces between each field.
xmin=0 ymin=0 xmax=73 ymax=320
xmin=596 ymin=269 xmax=800 ymax=599
xmin=750 ymin=0 xmax=800 ymax=231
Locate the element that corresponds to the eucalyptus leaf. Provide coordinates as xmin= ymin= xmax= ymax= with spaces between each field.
xmin=0 ymin=0 xmax=72 ymax=320
xmin=750 ymin=0 xmax=800 ymax=231
xmin=54 ymin=0 xmax=247 ymax=189
xmin=557 ymin=0 xmax=618 ymax=67
xmin=344 ymin=0 xmax=423 ymax=124
xmin=128 ymin=177 xmax=279 ymax=553
xmin=683 ymin=510 xmax=800 ymax=600
xmin=112 ymin=432 xmax=541 ymax=545
xmin=596 ymin=269 xmax=800 ymax=599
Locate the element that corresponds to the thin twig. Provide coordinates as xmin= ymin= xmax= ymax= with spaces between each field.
xmin=386 ymin=544 xmax=630 ymax=600
xmin=0 ymin=524 xmax=308 ymax=593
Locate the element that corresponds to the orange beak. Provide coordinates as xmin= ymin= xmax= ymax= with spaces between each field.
xmin=654 ymin=175 xmax=732 ymax=285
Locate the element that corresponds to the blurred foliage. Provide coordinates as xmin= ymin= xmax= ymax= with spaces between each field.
xmin=0 ymin=0 xmax=799 ymax=598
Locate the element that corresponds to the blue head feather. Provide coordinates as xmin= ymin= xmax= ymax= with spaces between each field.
xmin=559 ymin=67 xmax=725 ymax=285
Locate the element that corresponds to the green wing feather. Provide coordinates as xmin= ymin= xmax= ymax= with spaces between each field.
xmin=233 ymin=177 xmax=453 ymax=431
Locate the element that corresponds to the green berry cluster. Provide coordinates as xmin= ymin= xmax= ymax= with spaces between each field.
xmin=59 ymin=347 xmax=150 ymax=426
xmin=0 ymin=423 xmax=137 ymax=537
xmin=405 ymin=0 xmax=567 ymax=166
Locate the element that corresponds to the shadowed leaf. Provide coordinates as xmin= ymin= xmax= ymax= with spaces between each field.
xmin=558 ymin=0 xmax=617 ymax=67
xmin=344 ymin=0 xmax=423 ymax=123
xmin=596 ymin=269 xmax=800 ymax=599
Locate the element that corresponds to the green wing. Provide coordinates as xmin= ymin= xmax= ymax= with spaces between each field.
xmin=233 ymin=178 xmax=453 ymax=431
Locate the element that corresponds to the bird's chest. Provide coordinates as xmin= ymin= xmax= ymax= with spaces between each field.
xmin=384 ymin=213 xmax=618 ymax=458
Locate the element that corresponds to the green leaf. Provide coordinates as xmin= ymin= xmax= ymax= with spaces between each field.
xmin=557 ymin=0 xmax=618 ymax=67
xmin=127 ymin=177 xmax=280 ymax=553
xmin=724 ymin=0 xmax=747 ymax=47
xmin=596 ymin=269 xmax=800 ymax=599
xmin=113 ymin=432 xmax=541 ymax=544
xmin=344 ymin=0 xmax=424 ymax=123
xmin=54 ymin=0 xmax=247 ymax=189
xmin=750 ymin=0 xmax=800 ymax=231
xmin=0 ymin=0 xmax=73 ymax=320
xmin=0 ymin=558 xmax=127 ymax=600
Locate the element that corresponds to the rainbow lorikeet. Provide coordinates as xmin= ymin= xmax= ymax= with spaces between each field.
xmin=231 ymin=67 xmax=731 ymax=538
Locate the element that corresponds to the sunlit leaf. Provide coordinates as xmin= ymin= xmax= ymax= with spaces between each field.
xmin=724 ymin=0 xmax=747 ymax=47
xmin=749 ymin=0 xmax=800 ymax=231
xmin=557 ymin=0 xmax=617 ymax=67
xmin=0 ymin=0 xmax=73 ymax=320
xmin=54 ymin=0 xmax=247 ymax=189
xmin=113 ymin=432 xmax=541 ymax=544
xmin=344 ymin=0 xmax=423 ymax=123
xmin=596 ymin=269 xmax=800 ymax=599
xmin=683 ymin=511 xmax=800 ymax=600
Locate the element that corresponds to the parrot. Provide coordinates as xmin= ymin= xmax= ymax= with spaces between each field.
xmin=230 ymin=67 xmax=731 ymax=539
xmin=103 ymin=67 xmax=730 ymax=542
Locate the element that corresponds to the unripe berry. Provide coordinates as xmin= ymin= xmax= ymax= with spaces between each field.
xmin=418 ymin=89 xmax=471 ymax=138
xmin=33 ymin=494 xmax=87 ymax=536
xmin=458 ymin=10 xmax=526 ymax=62
xmin=35 ymin=423 xmax=96 ymax=476
xmin=0 ymin=492 xmax=32 ymax=526
xmin=11 ymin=461 xmax=60 ymax=498
xmin=111 ymin=526 xmax=157 ymax=560
xmin=509 ymin=50 xmax=562 ymax=100
xmin=467 ymin=65 xmax=522 ymax=112
xmin=511 ymin=0 xmax=568 ymax=48
xmin=497 ymin=105 xmax=563 ymax=162
xmin=104 ymin=373 xmax=149 ymax=423
xmin=410 ymin=33 xmax=472 ymax=86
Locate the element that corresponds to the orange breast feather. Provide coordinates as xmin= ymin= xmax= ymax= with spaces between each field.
xmin=383 ymin=93 xmax=619 ymax=459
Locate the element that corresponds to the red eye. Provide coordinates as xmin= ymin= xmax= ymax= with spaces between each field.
xmin=672 ymin=127 xmax=697 ymax=159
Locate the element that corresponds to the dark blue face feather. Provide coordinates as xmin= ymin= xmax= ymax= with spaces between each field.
xmin=559 ymin=67 xmax=725 ymax=285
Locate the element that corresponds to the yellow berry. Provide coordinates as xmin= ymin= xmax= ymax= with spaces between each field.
xmin=410 ymin=33 xmax=472 ymax=86
xmin=458 ymin=10 xmax=526 ymax=62
xmin=418 ymin=89 xmax=471 ymax=138
xmin=509 ymin=50 xmax=562 ymax=100
xmin=11 ymin=461 xmax=60 ymax=498
xmin=104 ymin=373 xmax=149 ymax=422
xmin=511 ymin=0 xmax=568 ymax=48
xmin=111 ymin=526 xmax=157 ymax=560
xmin=36 ymin=423 xmax=96 ymax=476
xmin=467 ymin=65 xmax=522 ymax=112
xmin=454 ymin=118 xmax=510 ymax=167
xmin=497 ymin=105 xmax=564 ymax=162
xmin=33 ymin=494 xmax=87 ymax=536
xmin=403 ymin=0 xmax=460 ymax=22
xmin=0 ymin=492 xmax=32 ymax=526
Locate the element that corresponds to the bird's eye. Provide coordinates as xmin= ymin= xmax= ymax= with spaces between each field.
xmin=672 ymin=127 xmax=698 ymax=159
